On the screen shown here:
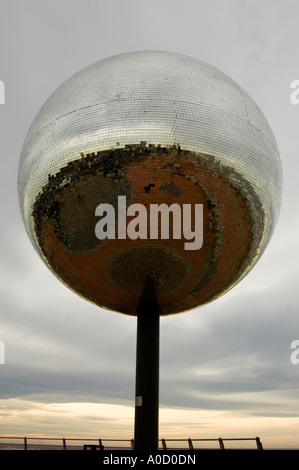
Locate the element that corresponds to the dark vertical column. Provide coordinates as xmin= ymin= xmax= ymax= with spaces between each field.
xmin=134 ymin=276 xmax=160 ymax=451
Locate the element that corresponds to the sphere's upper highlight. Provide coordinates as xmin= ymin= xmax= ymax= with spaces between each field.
xmin=18 ymin=51 xmax=282 ymax=315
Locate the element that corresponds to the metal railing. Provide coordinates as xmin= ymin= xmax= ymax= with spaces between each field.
xmin=160 ymin=437 xmax=263 ymax=450
xmin=0 ymin=435 xmax=263 ymax=450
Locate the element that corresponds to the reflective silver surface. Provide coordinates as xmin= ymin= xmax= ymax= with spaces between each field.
xmin=18 ymin=51 xmax=283 ymax=315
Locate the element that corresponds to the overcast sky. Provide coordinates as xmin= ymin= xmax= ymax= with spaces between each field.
xmin=1 ymin=0 xmax=299 ymax=450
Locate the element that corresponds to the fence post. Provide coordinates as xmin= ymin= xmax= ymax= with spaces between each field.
xmin=161 ymin=438 xmax=167 ymax=450
xmin=62 ymin=438 xmax=67 ymax=450
xmin=256 ymin=437 xmax=263 ymax=450
xmin=24 ymin=437 xmax=27 ymax=450
xmin=219 ymin=438 xmax=225 ymax=450
xmin=188 ymin=438 xmax=194 ymax=450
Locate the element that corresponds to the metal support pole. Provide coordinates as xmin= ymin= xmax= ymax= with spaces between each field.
xmin=134 ymin=276 xmax=160 ymax=451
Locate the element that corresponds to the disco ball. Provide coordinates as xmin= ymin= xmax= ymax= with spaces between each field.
xmin=18 ymin=51 xmax=282 ymax=315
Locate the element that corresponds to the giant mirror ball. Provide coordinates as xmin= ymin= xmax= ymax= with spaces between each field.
xmin=18 ymin=51 xmax=282 ymax=316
